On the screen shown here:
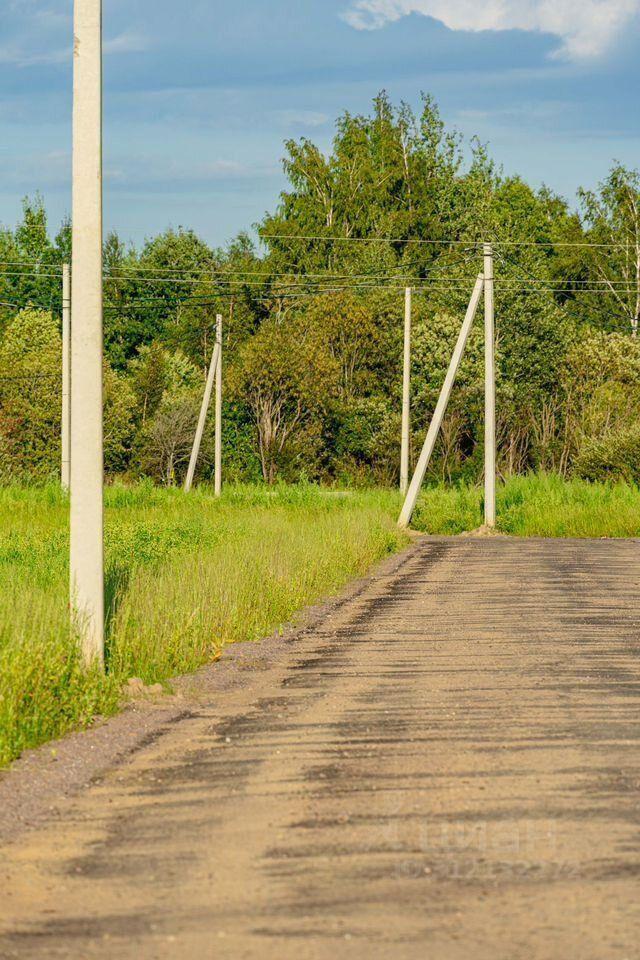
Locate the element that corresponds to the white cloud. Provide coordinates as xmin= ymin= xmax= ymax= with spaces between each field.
xmin=341 ymin=0 xmax=640 ymax=58
xmin=103 ymin=155 xmax=277 ymax=190
xmin=103 ymin=32 xmax=149 ymax=55
xmin=0 ymin=31 xmax=147 ymax=68
xmin=0 ymin=45 xmax=68 ymax=67
xmin=274 ymin=110 xmax=329 ymax=129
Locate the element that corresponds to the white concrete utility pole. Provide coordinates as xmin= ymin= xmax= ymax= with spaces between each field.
xmin=484 ymin=243 xmax=496 ymax=528
xmin=400 ymin=287 xmax=412 ymax=496
xmin=70 ymin=0 xmax=104 ymax=665
xmin=61 ymin=264 xmax=71 ymax=491
xmin=214 ymin=313 xmax=223 ymax=497
xmin=398 ymin=274 xmax=485 ymax=529
xmin=184 ymin=337 xmax=221 ymax=493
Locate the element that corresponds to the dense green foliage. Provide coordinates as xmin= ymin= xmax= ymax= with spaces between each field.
xmin=0 ymin=484 xmax=405 ymax=766
xmin=1 ymin=93 xmax=640 ymax=486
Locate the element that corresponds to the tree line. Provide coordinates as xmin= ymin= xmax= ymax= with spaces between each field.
xmin=1 ymin=92 xmax=640 ymax=487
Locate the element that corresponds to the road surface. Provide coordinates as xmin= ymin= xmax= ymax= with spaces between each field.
xmin=1 ymin=536 xmax=639 ymax=959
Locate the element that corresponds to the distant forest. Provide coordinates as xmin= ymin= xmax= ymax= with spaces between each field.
xmin=1 ymin=93 xmax=640 ymax=486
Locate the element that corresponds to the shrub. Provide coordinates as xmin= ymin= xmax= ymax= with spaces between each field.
xmin=574 ymin=427 xmax=640 ymax=483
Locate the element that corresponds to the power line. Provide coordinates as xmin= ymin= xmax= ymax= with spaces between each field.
xmin=0 ymin=270 xmax=63 ymax=280
xmin=0 ymin=254 xmax=446 ymax=280
xmin=102 ymin=285 xmax=640 ymax=312
xmin=102 ymin=270 xmax=640 ymax=290
xmin=3 ymin=267 xmax=637 ymax=291
xmin=260 ymin=234 xmax=634 ymax=249
xmin=47 ymin=268 xmax=438 ymax=287
xmin=104 ymin=253 xmax=480 ymax=286
xmin=495 ymin=249 xmax=640 ymax=297
xmin=0 ymin=259 xmax=64 ymax=270
xmin=4 ymin=269 xmax=612 ymax=299
xmin=0 ymin=234 xmax=632 ymax=277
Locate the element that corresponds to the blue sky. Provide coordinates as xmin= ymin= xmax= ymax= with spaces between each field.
xmin=1 ymin=0 xmax=639 ymax=247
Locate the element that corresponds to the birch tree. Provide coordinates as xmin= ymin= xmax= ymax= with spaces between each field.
xmin=579 ymin=165 xmax=640 ymax=336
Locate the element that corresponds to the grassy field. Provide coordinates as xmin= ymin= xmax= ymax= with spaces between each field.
xmin=2 ymin=473 xmax=638 ymax=768
xmin=413 ymin=473 xmax=640 ymax=538
xmin=0 ymin=484 xmax=406 ymax=767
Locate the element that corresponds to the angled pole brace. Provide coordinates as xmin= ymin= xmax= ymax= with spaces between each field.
xmin=184 ymin=338 xmax=221 ymax=492
xmin=398 ymin=273 xmax=485 ymax=528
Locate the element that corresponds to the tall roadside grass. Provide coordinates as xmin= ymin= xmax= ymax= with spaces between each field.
xmin=0 ymin=484 xmax=406 ymax=767
xmin=413 ymin=473 xmax=640 ymax=538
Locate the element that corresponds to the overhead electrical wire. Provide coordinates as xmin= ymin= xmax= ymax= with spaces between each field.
xmin=0 ymin=234 xmax=634 ymax=277
xmin=101 ymin=285 xmax=639 ymax=314
xmin=260 ymin=234 xmax=636 ymax=249
xmin=0 ymin=269 xmax=63 ymax=280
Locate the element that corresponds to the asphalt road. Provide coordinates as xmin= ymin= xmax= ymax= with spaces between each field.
xmin=1 ymin=536 xmax=639 ymax=959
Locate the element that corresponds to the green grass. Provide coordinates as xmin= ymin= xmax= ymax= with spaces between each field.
xmin=3 ymin=473 xmax=637 ymax=768
xmin=413 ymin=473 xmax=640 ymax=538
xmin=0 ymin=483 xmax=406 ymax=767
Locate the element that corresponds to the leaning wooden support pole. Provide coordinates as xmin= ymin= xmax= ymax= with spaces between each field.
xmin=70 ymin=0 xmax=104 ymax=666
xmin=214 ymin=313 xmax=223 ymax=497
xmin=400 ymin=287 xmax=412 ymax=496
xmin=484 ymin=243 xmax=496 ymax=528
xmin=184 ymin=341 xmax=221 ymax=492
xmin=61 ymin=263 xmax=71 ymax=491
xmin=398 ymin=274 xmax=485 ymax=529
